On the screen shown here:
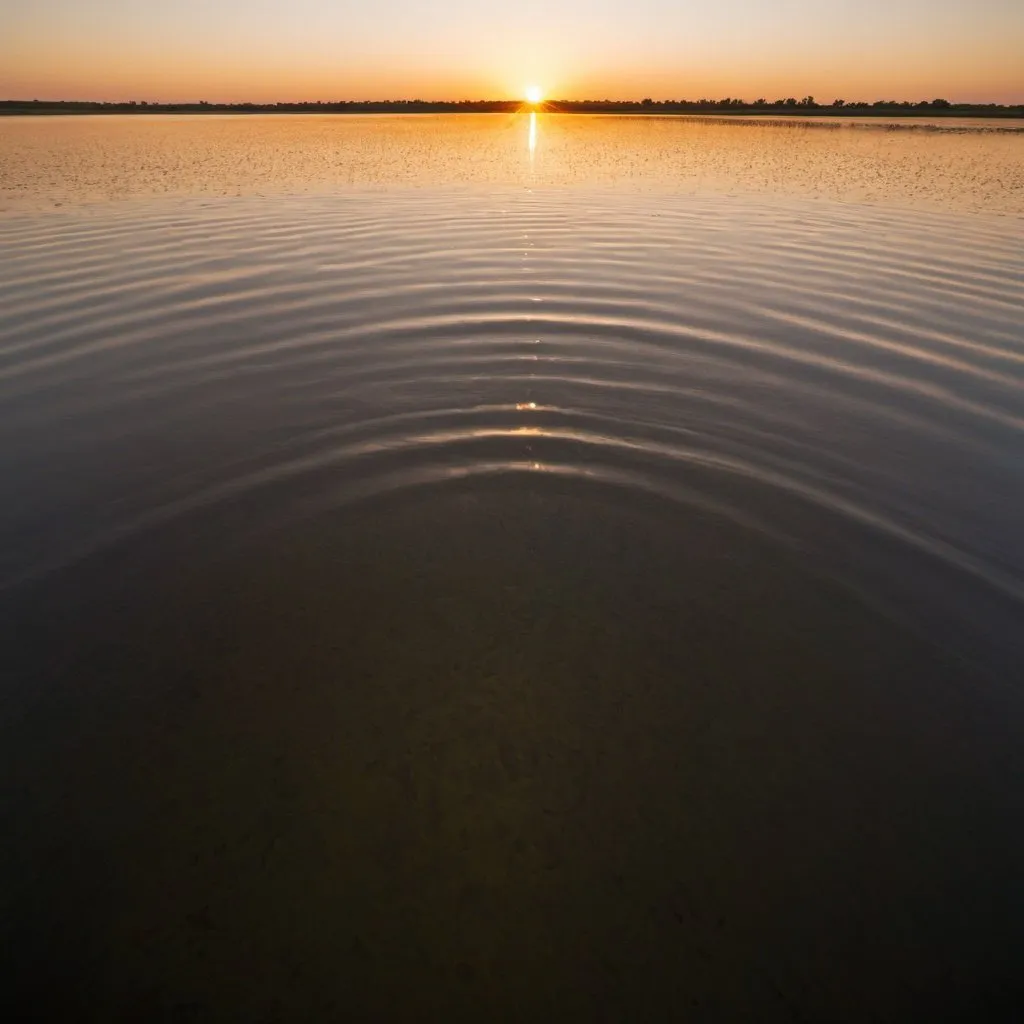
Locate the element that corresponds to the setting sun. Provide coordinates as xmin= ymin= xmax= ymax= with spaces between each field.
xmin=525 ymin=85 xmax=544 ymax=105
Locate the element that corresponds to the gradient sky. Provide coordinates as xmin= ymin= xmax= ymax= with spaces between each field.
xmin=3 ymin=0 xmax=1022 ymax=103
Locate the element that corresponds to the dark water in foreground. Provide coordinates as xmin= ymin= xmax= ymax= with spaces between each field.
xmin=2 ymin=117 xmax=1024 ymax=1020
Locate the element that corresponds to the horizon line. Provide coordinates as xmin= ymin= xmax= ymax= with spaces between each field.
xmin=4 ymin=96 xmax=1023 ymax=109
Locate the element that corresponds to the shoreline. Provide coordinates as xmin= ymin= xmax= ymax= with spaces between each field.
xmin=3 ymin=101 xmax=1023 ymax=119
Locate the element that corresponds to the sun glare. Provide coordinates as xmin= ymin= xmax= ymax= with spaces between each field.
xmin=525 ymin=85 xmax=543 ymax=105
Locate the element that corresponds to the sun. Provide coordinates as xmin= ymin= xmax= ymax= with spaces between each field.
xmin=525 ymin=85 xmax=544 ymax=105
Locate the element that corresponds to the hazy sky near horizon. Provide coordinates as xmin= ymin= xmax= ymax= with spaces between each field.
xmin=3 ymin=0 xmax=1022 ymax=104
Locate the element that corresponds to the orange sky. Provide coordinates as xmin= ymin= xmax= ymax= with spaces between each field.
xmin=3 ymin=0 xmax=1022 ymax=104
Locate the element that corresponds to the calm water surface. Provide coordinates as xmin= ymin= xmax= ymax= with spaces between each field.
xmin=2 ymin=114 xmax=1024 ymax=1020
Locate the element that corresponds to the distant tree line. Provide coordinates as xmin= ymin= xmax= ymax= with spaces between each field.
xmin=2 ymin=97 xmax=1022 ymax=117
xmin=641 ymin=96 xmax=960 ymax=111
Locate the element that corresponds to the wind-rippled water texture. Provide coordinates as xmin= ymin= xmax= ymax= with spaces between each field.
xmin=2 ymin=115 xmax=1024 ymax=1021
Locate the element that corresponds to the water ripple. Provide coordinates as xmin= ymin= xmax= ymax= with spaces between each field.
xmin=1 ymin=189 xmax=1023 ymax=678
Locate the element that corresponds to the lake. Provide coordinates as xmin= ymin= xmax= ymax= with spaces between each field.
xmin=2 ymin=113 xmax=1023 ymax=1020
